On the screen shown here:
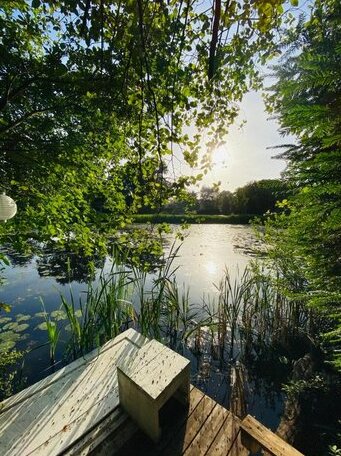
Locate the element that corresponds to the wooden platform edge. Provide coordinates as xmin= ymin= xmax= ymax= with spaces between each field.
xmin=240 ymin=414 xmax=305 ymax=456
xmin=0 ymin=328 xmax=148 ymax=415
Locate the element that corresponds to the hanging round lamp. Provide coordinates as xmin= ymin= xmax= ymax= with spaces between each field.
xmin=0 ymin=192 xmax=17 ymax=222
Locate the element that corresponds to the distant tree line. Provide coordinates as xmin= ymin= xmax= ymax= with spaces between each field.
xmin=162 ymin=179 xmax=288 ymax=216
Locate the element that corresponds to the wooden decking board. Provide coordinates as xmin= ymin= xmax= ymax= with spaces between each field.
xmin=63 ymin=408 xmax=129 ymax=455
xmin=110 ymin=386 xmax=206 ymax=456
xmin=154 ymin=385 xmax=206 ymax=455
xmin=0 ymin=329 xmax=149 ymax=456
xmin=107 ymin=387 xmax=247 ymax=456
xmin=157 ymin=393 xmax=217 ymax=456
xmin=205 ymin=413 xmax=234 ymax=456
xmin=0 ymin=329 xmax=147 ymax=415
xmin=89 ymin=417 xmax=138 ymax=456
xmin=240 ymin=414 xmax=304 ymax=456
xmin=1 ymin=330 xmax=302 ymax=456
xmin=155 ymin=387 xmax=206 ymax=455
xmin=205 ymin=411 xmax=247 ymax=456
xmin=183 ymin=402 xmax=229 ymax=456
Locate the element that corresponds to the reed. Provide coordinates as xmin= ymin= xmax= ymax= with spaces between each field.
xmin=43 ymin=246 xmax=316 ymax=373
xmin=59 ymin=262 xmax=136 ymax=359
xmin=215 ymin=267 xmax=249 ymax=359
xmin=239 ymin=261 xmax=312 ymax=356
xmin=40 ymin=298 xmax=60 ymax=365
xmin=54 ymin=241 xmax=198 ymax=359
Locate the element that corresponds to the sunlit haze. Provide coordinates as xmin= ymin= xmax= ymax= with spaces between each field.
xmin=192 ymin=90 xmax=292 ymax=192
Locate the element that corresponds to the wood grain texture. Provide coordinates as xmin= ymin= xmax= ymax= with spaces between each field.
xmin=241 ymin=414 xmax=304 ymax=456
xmin=0 ymin=329 xmax=148 ymax=456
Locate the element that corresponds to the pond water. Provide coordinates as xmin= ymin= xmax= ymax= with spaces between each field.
xmin=0 ymin=224 xmax=283 ymax=429
xmin=163 ymin=224 xmax=260 ymax=302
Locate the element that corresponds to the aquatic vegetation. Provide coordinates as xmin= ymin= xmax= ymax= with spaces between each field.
xmin=50 ymin=310 xmax=68 ymax=321
xmin=0 ymin=350 xmax=24 ymax=401
xmin=15 ymin=314 xmax=31 ymax=322
xmin=0 ymin=320 xmax=30 ymax=353
xmin=0 ymin=247 xmax=335 ymax=454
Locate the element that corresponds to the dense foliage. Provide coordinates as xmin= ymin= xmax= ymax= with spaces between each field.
xmin=163 ymin=179 xmax=288 ymax=215
xmin=266 ymin=0 xmax=341 ymax=368
xmin=0 ymin=0 xmax=293 ymax=253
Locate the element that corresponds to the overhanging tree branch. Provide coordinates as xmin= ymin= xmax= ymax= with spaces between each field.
xmin=208 ymin=0 xmax=221 ymax=80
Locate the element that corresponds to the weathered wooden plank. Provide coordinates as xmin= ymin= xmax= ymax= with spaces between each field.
xmin=154 ymin=386 xmax=205 ymax=455
xmin=0 ymin=328 xmax=147 ymax=415
xmin=117 ymin=338 xmax=167 ymax=376
xmin=160 ymin=393 xmax=217 ymax=456
xmin=90 ymin=417 xmax=138 ymax=456
xmin=240 ymin=414 xmax=304 ymax=456
xmin=183 ymin=403 xmax=229 ymax=456
xmin=108 ymin=387 xmax=204 ymax=456
xmin=0 ymin=329 xmax=149 ymax=456
xmin=63 ymin=408 xmax=129 ymax=455
xmin=205 ymin=412 xmax=246 ymax=456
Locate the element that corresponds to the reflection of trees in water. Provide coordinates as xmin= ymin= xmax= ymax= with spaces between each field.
xmin=0 ymin=244 xmax=35 ymax=266
xmin=36 ymin=250 xmax=105 ymax=284
xmin=184 ymin=328 xmax=284 ymax=426
xmin=1 ymin=242 xmax=106 ymax=283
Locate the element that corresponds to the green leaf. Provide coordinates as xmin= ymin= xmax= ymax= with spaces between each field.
xmin=36 ymin=322 xmax=48 ymax=331
xmin=0 ymin=303 xmax=11 ymax=313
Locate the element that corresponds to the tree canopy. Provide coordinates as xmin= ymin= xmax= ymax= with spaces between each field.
xmin=0 ymin=0 xmax=292 ymax=252
xmin=164 ymin=179 xmax=288 ymax=215
xmin=265 ymin=0 xmax=341 ymax=368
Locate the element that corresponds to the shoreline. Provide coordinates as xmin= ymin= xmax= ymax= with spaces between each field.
xmin=132 ymin=213 xmax=257 ymax=224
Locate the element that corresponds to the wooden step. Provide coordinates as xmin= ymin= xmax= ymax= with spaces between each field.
xmin=240 ymin=414 xmax=304 ymax=456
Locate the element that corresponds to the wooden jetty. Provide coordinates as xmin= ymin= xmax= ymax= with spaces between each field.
xmin=0 ymin=328 xmax=304 ymax=455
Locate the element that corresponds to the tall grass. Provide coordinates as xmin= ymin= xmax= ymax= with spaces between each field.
xmin=215 ymin=268 xmax=249 ymax=359
xmin=39 ymin=298 xmax=60 ymax=365
xmin=60 ymin=263 xmax=136 ymax=359
xmin=43 ymin=246 xmax=315 ymax=371
xmin=52 ymin=242 xmax=201 ymax=361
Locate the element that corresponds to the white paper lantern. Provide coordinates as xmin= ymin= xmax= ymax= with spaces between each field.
xmin=0 ymin=192 xmax=17 ymax=222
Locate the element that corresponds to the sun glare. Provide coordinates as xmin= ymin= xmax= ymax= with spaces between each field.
xmin=212 ymin=145 xmax=229 ymax=168
xmin=205 ymin=261 xmax=217 ymax=275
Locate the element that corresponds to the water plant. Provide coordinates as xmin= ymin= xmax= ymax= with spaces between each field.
xmin=59 ymin=264 xmax=136 ymax=360
xmin=0 ymin=349 xmax=23 ymax=401
xmin=43 ymin=249 xmax=319 ymax=371
xmin=38 ymin=299 xmax=60 ymax=365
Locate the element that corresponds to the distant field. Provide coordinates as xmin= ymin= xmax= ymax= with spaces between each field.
xmin=132 ymin=213 xmax=255 ymax=224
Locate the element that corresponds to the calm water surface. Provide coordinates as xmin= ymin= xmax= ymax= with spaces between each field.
xmin=1 ymin=224 xmax=256 ymax=317
xmin=0 ymin=224 xmax=283 ymax=429
xmin=164 ymin=224 xmax=255 ymax=303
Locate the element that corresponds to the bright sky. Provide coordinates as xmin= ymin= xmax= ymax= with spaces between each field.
xmin=197 ymin=90 xmax=290 ymax=192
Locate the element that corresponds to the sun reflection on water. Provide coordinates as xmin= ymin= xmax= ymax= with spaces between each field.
xmin=205 ymin=261 xmax=217 ymax=275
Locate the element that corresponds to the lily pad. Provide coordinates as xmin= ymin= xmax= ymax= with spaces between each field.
xmin=2 ymin=321 xmax=29 ymax=332
xmin=50 ymin=310 xmax=67 ymax=321
xmin=0 ymin=340 xmax=16 ymax=353
xmin=15 ymin=323 xmax=29 ymax=332
xmin=36 ymin=322 xmax=48 ymax=331
xmin=35 ymin=312 xmax=48 ymax=319
xmin=0 ymin=317 xmax=12 ymax=325
xmin=16 ymin=314 xmax=31 ymax=322
xmin=0 ymin=303 xmax=11 ymax=312
xmin=0 ymin=331 xmax=21 ymax=343
xmin=3 ymin=322 xmax=19 ymax=331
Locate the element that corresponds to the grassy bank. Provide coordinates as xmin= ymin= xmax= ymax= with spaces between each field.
xmin=132 ymin=213 xmax=255 ymax=224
